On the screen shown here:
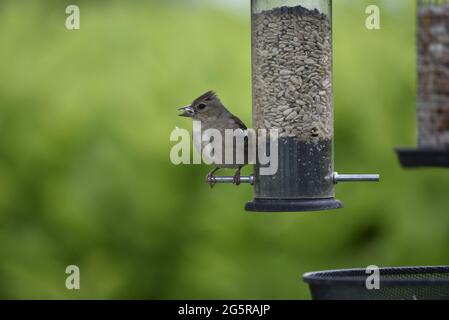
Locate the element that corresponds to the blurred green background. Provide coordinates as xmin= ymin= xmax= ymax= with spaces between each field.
xmin=0 ymin=0 xmax=448 ymax=299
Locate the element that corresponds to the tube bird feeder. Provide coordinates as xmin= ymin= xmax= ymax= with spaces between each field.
xmin=208 ymin=0 xmax=379 ymax=213
xmin=397 ymin=0 xmax=449 ymax=168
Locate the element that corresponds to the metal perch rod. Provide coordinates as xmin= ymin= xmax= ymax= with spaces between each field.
xmin=333 ymin=172 xmax=380 ymax=184
xmin=207 ymin=175 xmax=255 ymax=185
xmin=206 ymin=173 xmax=379 ymax=186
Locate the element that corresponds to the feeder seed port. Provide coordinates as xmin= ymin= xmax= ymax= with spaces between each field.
xmin=206 ymin=173 xmax=380 ymax=186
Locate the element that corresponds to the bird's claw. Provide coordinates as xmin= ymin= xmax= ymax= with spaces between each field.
xmin=233 ymin=170 xmax=241 ymax=186
xmin=206 ymin=172 xmax=216 ymax=188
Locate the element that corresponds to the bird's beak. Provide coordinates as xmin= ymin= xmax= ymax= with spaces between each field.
xmin=178 ymin=105 xmax=195 ymax=117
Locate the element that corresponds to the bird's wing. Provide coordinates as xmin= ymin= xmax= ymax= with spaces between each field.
xmin=229 ymin=114 xmax=249 ymax=165
xmin=230 ymin=115 xmax=247 ymax=130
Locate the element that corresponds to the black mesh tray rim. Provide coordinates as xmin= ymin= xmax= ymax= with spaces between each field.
xmin=303 ymin=266 xmax=449 ymax=286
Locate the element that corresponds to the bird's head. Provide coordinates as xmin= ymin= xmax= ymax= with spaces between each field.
xmin=178 ymin=91 xmax=224 ymax=121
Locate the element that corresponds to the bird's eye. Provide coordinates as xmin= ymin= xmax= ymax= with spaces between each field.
xmin=198 ymin=103 xmax=207 ymax=110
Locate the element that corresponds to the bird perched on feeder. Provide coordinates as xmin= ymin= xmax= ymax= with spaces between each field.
xmin=178 ymin=91 xmax=248 ymax=187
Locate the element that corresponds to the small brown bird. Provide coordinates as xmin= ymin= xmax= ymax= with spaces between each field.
xmin=178 ymin=91 xmax=248 ymax=187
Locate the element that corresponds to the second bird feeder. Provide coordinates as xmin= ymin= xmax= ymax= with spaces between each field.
xmin=397 ymin=0 xmax=449 ymax=168
xmin=210 ymin=0 xmax=379 ymax=212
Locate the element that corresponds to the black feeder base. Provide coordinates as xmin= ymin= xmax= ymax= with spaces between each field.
xmin=245 ymin=198 xmax=343 ymax=213
xmin=396 ymin=148 xmax=449 ymax=168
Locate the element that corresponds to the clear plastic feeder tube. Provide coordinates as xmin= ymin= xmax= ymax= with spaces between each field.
xmin=246 ymin=0 xmax=340 ymax=212
xmin=417 ymin=0 xmax=449 ymax=149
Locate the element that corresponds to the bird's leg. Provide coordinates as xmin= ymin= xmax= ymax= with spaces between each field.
xmin=233 ymin=167 xmax=242 ymax=186
xmin=206 ymin=167 xmax=220 ymax=188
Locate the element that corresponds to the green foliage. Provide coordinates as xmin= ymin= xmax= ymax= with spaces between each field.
xmin=0 ymin=0 xmax=448 ymax=299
